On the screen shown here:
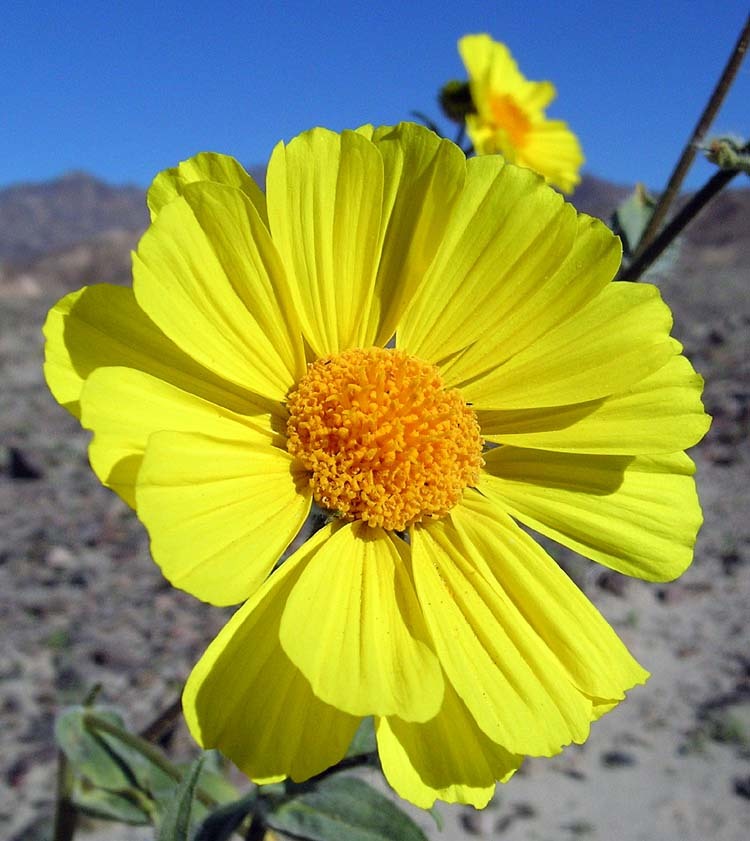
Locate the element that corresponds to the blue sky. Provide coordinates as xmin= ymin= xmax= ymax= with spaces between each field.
xmin=3 ymin=1 xmax=748 ymax=191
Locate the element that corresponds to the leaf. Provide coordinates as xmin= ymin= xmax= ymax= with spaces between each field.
xmin=345 ymin=718 xmax=376 ymax=759
xmin=192 ymin=763 xmax=239 ymax=805
xmin=265 ymin=776 xmax=428 ymax=841
xmin=71 ymin=778 xmax=151 ymax=825
xmin=611 ymin=184 xmax=656 ymax=256
xmin=150 ymin=759 xmax=239 ymax=825
xmin=55 ymin=706 xmax=138 ymax=791
xmin=157 ymin=756 xmax=204 ymax=841
xmin=193 ymin=790 xmax=258 ymax=841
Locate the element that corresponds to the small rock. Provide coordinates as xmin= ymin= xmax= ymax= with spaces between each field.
xmin=707 ymin=442 xmax=735 ymax=466
xmin=7 ymin=447 xmax=43 ymax=480
xmin=600 ymin=750 xmax=637 ymax=768
xmin=656 ymin=585 xmax=684 ymax=604
xmin=45 ymin=545 xmax=75 ymax=570
xmin=561 ymin=820 xmax=596 ymax=836
xmin=513 ymin=802 xmax=536 ymax=819
xmin=460 ymin=808 xmax=486 ymax=835
xmin=657 ymin=581 xmax=713 ymax=603
xmin=707 ymin=327 xmax=725 ymax=346
xmin=734 ymin=775 xmax=750 ymax=800
xmin=596 ymin=570 xmax=628 ymax=596
xmin=721 ymin=549 xmax=744 ymax=576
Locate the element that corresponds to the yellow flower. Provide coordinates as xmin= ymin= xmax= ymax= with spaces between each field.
xmin=44 ymin=123 xmax=709 ymax=809
xmin=459 ymin=33 xmax=584 ymax=193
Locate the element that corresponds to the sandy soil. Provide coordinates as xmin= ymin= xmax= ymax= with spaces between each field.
xmin=1 ymin=246 xmax=748 ymax=840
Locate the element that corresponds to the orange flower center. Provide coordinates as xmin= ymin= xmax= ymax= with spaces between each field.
xmin=286 ymin=347 xmax=484 ymax=531
xmin=490 ymin=94 xmax=531 ymax=147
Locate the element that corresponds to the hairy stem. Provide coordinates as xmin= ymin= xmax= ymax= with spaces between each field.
xmin=631 ymin=13 xmax=749 ymax=258
xmin=139 ymin=693 xmax=183 ymax=743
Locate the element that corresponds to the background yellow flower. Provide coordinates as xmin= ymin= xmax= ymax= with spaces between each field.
xmin=459 ymin=33 xmax=584 ymax=193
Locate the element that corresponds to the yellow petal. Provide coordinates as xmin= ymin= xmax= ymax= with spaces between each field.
xmin=481 ymin=448 xmax=702 ymax=580
xmin=365 ymin=122 xmax=465 ymax=346
xmin=266 ymin=128 xmax=385 ymax=356
xmin=521 ymin=120 xmax=585 ymax=193
xmin=462 ymin=282 xmax=679 ymax=408
xmin=376 ymin=681 xmax=522 ymax=809
xmin=79 ymin=364 xmax=278 ymax=508
xmin=452 ymin=494 xmax=649 ymax=699
xmin=435 ymin=210 xmax=620 ymax=387
xmin=458 ymin=34 xmax=527 ymax=102
xmin=184 ymin=525 xmax=361 ymax=783
xmin=398 ymin=157 xmax=579 ymax=364
xmin=133 ymin=181 xmax=305 ymax=401
xmin=279 ymin=522 xmax=443 ymax=721
xmin=43 ymin=286 xmax=89 ymax=418
xmin=136 ymin=430 xmax=310 ymax=605
xmin=411 ymin=517 xmax=591 ymax=755
xmin=478 ymin=354 xmax=710 ymax=453
xmin=43 ymin=284 xmax=274 ymax=421
xmin=146 ymin=151 xmax=267 ymax=224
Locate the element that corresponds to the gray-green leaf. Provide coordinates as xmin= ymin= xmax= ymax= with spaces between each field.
xmin=611 ymin=184 xmax=656 ymax=257
xmin=266 ymin=776 xmax=427 ymax=841
xmin=71 ymin=778 xmax=151 ymax=825
xmin=345 ymin=718 xmax=376 ymax=759
xmin=55 ymin=706 xmax=138 ymax=791
xmin=193 ymin=790 xmax=258 ymax=841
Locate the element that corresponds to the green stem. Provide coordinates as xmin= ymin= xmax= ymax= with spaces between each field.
xmin=617 ymin=166 xmax=739 ymax=282
xmin=83 ymin=711 xmax=218 ymax=809
xmin=139 ymin=694 xmax=183 ymax=743
xmin=454 ymin=122 xmax=466 ymax=149
xmin=305 ymin=752 xmax=378 ymax=785
xmin=244 ymin=815 xmax=268 ymax=841
xmin=52 ymin=749 xmax=79 ymax=841
xmin=631 ymin=13 xmax=750 ymax=258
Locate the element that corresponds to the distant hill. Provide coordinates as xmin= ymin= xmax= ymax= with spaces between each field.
xmin=0 ymin=172 xmax=147 ymax=265
xmin=0 ymin=165 xmax=267 ymax=266
xmin=0 ymin=168 xmax=747 ymax=298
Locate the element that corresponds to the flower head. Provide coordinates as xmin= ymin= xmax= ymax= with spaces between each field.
xmin=44 ymin=123 xmax=709 ymax=808
xmin=459 ymin=33 xmax=584 ymax=193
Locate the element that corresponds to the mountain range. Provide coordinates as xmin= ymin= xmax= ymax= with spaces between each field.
xmin=0 ymin=169 xmax=746 ymax=298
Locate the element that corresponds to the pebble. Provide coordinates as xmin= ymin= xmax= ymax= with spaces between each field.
xmin=600 ymin=750 xmax=638 ymax=768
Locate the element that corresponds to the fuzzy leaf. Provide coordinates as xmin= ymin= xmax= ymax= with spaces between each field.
xmin=71 ymin=778 xmax=151 ymax=825
xmin=193 ymin=790 xmax=258 ymax=841
xmin=345 ymin=718 xmax=376 ymax=759
xmin=611 ymin=184 xmax=656 ymax=256
xmin=266 ymin=776 xmax=427 ymax=841
xmin=55 ymin=706 xmax=139 ymax=792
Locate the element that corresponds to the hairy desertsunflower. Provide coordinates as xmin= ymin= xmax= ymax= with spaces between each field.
xmin=44 ymin=122 xmax=709 ymax=808
xmin=459 ymin=33 xmax=584 ymax=193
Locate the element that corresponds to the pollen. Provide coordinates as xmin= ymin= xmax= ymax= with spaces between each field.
xmin=286 ymin=347 xmax=484 ymax=531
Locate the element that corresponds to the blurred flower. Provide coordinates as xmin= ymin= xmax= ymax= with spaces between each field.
xmin=44 ymin=123 xmax=708 ymax=808
xmin=459 ymin=33 xmax=584 ymax=193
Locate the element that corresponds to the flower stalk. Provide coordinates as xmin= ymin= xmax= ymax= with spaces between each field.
xmin=629 ymin=13 xmax=750 ymax=260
